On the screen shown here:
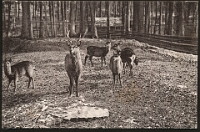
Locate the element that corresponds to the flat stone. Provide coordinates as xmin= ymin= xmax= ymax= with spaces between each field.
xmin=47 ymin=105 xmax=109 ymax=120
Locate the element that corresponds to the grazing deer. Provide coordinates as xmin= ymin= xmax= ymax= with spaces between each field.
xmin=120 ymin=47 xmax=138 ymax=76
xmin=109 ymin=50 xmax=123 ymax=88
xmin=65 ymin=38 xmax=83 ymax=97
xmin=84 ymin=41 xmax=111 ymax=67
xmin=4 ymin=58 xmax=35 ymax=94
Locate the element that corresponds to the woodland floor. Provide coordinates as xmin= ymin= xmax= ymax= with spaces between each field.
xmin=1 ymin=38 xmax=197 ymax=128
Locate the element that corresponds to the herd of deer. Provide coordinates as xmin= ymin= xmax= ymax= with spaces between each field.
xmin=4 ymin=38 xmax=138 ymax=97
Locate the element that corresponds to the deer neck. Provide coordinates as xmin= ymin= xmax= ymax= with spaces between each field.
xmin=106 ymin=46 xmax=111 ymax=53
xmin=4 ymin=64 xmax=12 ymax=77
xmin=70 ymin=50 xmax=82 ymax=65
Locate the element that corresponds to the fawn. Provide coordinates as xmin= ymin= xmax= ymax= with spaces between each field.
xmin=4 ymin=58 xmax=35 ymax=94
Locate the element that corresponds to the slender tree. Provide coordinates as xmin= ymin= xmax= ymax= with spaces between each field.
xmin=132 ymin=2 xmax=139 ymax=33
xmin=126 ymin=1 xmax=130 ymax=35
xmin=89 ymin=1 xmax=98 ymax=38
xmin=21 ymin=1 xmax=33 ymax=39
xmin=168 ymin=2 xmax=174 ymax=35
xmin=106 ymin=1 xmax=110 ymax=38
xmin=159 ymin=2 xmax=162 ymax=34
xmin=164 ymin=2 xmax=169 ymax=35
xmin=39 ymin=1 xmax=44 ymax=38
xmin=176 ymin=2 xmax=185 ymax=36
xmin=80 ymin=1 xmax=86 ymax=36
xmin=138 ymin=2 xmax=144 ymax=33
xmin=70 ymin=1 xmax=77 ymax=36
xmin=145 ymin=1 xmax=150 ymax=33
xmin=154 ymin=2 xmax=158 ymax=34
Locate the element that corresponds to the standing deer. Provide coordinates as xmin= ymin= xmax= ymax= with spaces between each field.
xmin=65 ymin=38 xmax=83 ymax=97
xmin=109 ymin=50 xmax=123 ymax=88
xmin=111 ymin=43 xmax=138 ymax=76
xmin=84 ymin=41 xmax=111 ymax=67
xmin=4 ymin=58 xmax=35 ymax=94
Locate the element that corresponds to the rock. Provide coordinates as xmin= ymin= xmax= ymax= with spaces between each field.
xmin=47 ymin=105 xmax=109 ymax=120
xmin=177 ymin=85 xmax=187 ymax=89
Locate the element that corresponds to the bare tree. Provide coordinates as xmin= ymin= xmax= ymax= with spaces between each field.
xmin=89 ymin=1 xmax=98 ymax=38
xmin=159 ymin=2 xmax=163 ymax=34
xmin=80 ymin=1 xmax=86 ymax=36
xmin=126 ymin=1 xmax=130 ymax=35
xmin=106 ymin=1 xmax=110 ymax=38
xmin=145 ymin=1 xmax=150 ymax=33
xmin=39 ymin=1 xmax=44 ymax=38
xmin=138 ymin=2 xmax=144 ymax=33
xmin=168 ymin=2 xmax=174 ymax=35
xmin=21 ymin=1 xmax=33 ymax=39
xmin=176 ymin=2 xmax=185 ymax=36
xmin=70 ymin=1 xmax=77 ymax=36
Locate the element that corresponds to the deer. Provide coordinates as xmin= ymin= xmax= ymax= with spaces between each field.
xmin=120 ymin=47 xmax=138 ymax=76
xmin=111 ymin=43 xmax=138 ymax=76
xmin=109 ymin=50 xmax=123 ymax=89
xmin=65 ymin=38 xmax=83 ymax=97
xmin=4 ymin=58 xmax=35 ymax=94
xmin=84 ymin=41 xmax=111 ymax=67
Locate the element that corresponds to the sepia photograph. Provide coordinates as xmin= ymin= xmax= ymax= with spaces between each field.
xmin=2 ymin=0 xmax=198 ymax=129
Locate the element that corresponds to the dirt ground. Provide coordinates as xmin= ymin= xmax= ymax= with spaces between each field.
xmin=2 ymin=38 xmax=197 ymax=128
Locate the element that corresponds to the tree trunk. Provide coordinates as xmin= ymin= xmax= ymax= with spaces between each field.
xmin=21 ymin=2 xmax=33 ymax=39
xmin=159 ymin=2 xmax=162 ymax=34
xmin=195 ymin=2 xmax=198 ymax=37
xmin=119 ymin=1 xmax=122 ymax=17
xmin=150 ymin=2 xmax=154 ymax=34
xmin=176 ymin=2 xmax=184 ymax=36
xmin=70 ymin=1 xmax=77 ymax=36
xmin=106 ymin=1 xmax=110 ymax=39
xmin=168 ymin=2 xmax=174 ymax=35
xmin=132 ymin=2 xmax=139 ymax=33
xmin=145 ymin=1 xmax=150 ymax=33
xmin=44 ymin=2 xmax=49 ymax=37
xmin=114 ymin=1 xmax=117 ymax=17
xmin=154 ymin=2 xmax=158 ymax=34
xmin=7 ymin=1 xmax=11 ymax=37
xmin=99 ymin=1 xmax=102 ymax=17
xmin=52 ymin=1 xmax=56 ymax=37
xmin=90 ymin=1 xmax=98 ymax=38
xmin=138 ymin=2 xmax=144 ymax=33
xmin=164 ymin=2 xmax=169 ymax=34
xmin=61 ymin=1 xmax=66 ymax=37
xmin=122 ymin=1 xmax=126 ymax=35
xmin=80 ymin=1 xmax=86 ymax=36
xmin=18 ymin=1 xmax=20 ymax=20
xmin=39 ymin=2 xmax=44 ymax=38
xmin=126 ymin=1 xmax=130 ymax=35
xmin=49 ymin=1 xmax=53 ymax=37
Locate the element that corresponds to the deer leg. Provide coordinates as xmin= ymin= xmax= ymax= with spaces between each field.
xmin=123 ymin=63 xmax=126 ymax=74
xmin=101 ymin=57 xmax=104 ymax=66
xmin=31 ymin=77 xmax=35 ymax=89
xmin=104 ymin=57 xmax=106 ymax=65
xmin=28 ymin=77 xmax=31 ymax=89
xmin=14 ymin=77 xmax=18 ymax=94
xmin=84 ymin=55 xmax=88 ymax=66
xmin=113 ymin=73 xmax=116 ymax=89
xmin=75 ymin=76 xmax=79 ymax=97
xmin=89 ymin=56 xmax=93 ymax=67
xmin=69 ymin=77 xmax=74 ymax=97
xmin=128 ymin=63 xmax=133 ymax=76
xmin=119 ymin=74 xmax=122 ymax=88
xmin=7 ymin=79 xmax=12 ymax=91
